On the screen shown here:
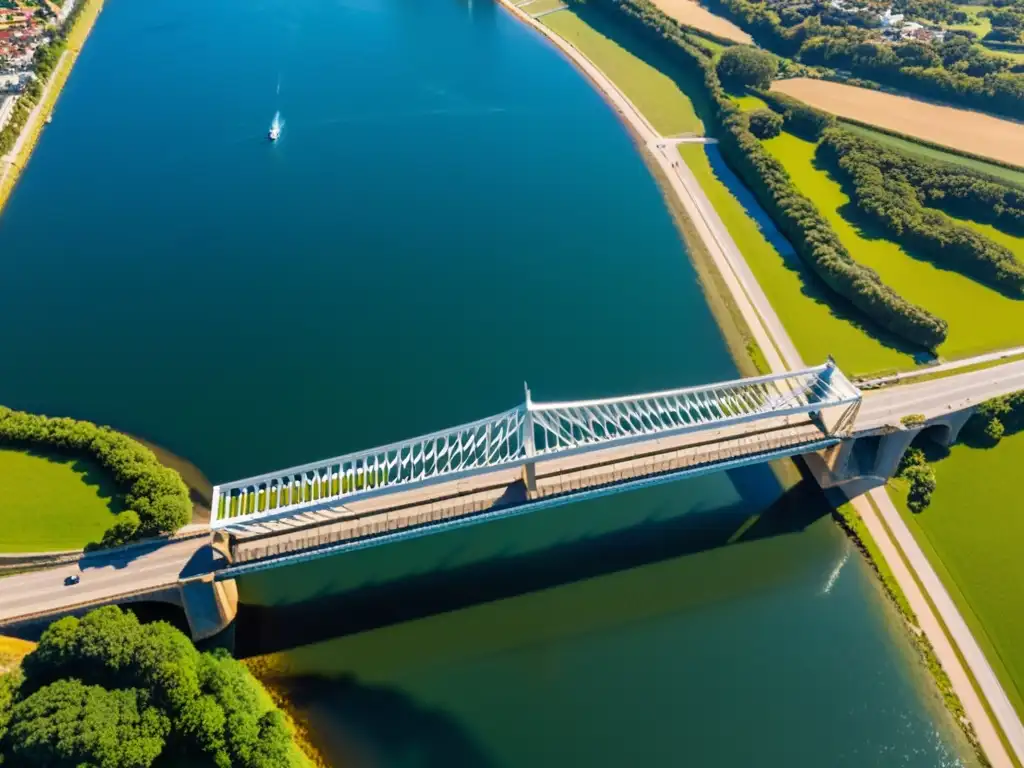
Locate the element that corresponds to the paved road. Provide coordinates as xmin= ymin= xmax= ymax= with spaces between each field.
xmin=495 ymin=4 xmax=1023 ymax=764
xmin=0 ymin=537 xmax=212 ymax=624
xmin=0 ymin=51 xmax=66 ymax=189
xmin=861 ymin=345 xmax=1024 ymax=389
xmin=858 ymin=359 xmax=1024 ymax=430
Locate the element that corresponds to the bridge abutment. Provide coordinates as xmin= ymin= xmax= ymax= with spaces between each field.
xmin=809 ymin=407 xmax=977 ymax=487
xmin=179 ymin=575 xmax=238 ymax=641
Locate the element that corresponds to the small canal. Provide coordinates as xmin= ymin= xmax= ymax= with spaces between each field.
xmin=0 ymin=0 xmax=978 ymax=764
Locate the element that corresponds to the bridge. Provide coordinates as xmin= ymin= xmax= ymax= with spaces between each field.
xmin=2 ymin=358 xmax=1023 ymax=640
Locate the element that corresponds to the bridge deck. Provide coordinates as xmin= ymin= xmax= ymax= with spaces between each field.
xmin=229 ymin=413 xmax=830 ymax=566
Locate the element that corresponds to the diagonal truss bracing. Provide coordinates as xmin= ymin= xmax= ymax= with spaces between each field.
xmin=210 ymin=361 xmax=860 ymax=530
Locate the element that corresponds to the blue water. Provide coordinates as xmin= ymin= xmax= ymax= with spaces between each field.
xmin=0 ymin=0 xmax=978 ymax=764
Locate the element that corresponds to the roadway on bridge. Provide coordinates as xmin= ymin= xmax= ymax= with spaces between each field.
xmin=0 ymin=537 xmax=213 ymax=625
xmin=858 ymin=358 xmax=1024 ymax=430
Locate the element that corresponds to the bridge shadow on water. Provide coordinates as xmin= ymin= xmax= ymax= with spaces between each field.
xmin=234 ymin=462 xmax=832 ymax=658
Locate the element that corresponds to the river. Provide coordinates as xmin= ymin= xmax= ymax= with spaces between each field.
xmin=0 ymin=0 xmax=978 ymax=764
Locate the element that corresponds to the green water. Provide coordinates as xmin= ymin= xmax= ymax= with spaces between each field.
xmin=0 ymin=0 xmax=978 ymax=764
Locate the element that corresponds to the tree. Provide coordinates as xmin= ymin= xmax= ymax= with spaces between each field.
xmin=716 ymin=45 xmax=778 ymax=90
xmin=2 ymin=607 xmax=305 ymax=767
xmin=747 ymin=108 xmax=783 ymax=138
xmin=5 ymin=680 xmax=168 ymax=768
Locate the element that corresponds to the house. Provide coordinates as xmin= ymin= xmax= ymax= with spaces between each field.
xmin=880 ymin=7 xmax=905 ymax=26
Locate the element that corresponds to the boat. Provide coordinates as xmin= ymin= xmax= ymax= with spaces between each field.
xmin=268 ymin=123 xmax=280 ymax=141
xmin=45 ymin=114 xmax=52 ymax=125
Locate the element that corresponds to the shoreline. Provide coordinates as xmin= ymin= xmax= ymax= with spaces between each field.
xmin=495 ymin=2 xmax=1017 ymax=765
xmin=0 ymin=0 xmax=104 ymax=215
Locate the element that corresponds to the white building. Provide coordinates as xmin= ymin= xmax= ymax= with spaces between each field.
xmin=0 ymin=95 xmax=15 ymax=133
xmin=880 ymin=7 xmax=905 ymax=26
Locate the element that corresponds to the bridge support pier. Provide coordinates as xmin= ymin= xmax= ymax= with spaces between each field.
xmin=522 ymin=462 xmax=537 ymax=495
xmin=179 ymin=575 xmax=238 ymax=642
xmin=808 ymin=407 xmax=977 ymax=488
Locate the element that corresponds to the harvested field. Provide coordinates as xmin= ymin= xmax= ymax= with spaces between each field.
xmin=771 ymin=78 xmax=1024 ymax=168
xmin=650 ymin=0 xmax=752 ymax=43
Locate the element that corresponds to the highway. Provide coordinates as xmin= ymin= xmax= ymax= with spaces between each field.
xmin=0 ymin=537 xmax=213 ymax=625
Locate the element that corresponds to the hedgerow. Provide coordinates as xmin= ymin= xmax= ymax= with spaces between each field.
xmin=0 ymin=407 xmax=190 ymax=547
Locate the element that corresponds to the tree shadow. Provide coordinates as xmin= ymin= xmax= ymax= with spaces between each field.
xmin=568 ymin=3 xmax=719 ymax=134
xmin=813 ymin=150 xmax=1024 ymax=302
xmin=700 ymin=145 xmax=931 ymax=364
xmin=235 ymin=466 xmax=833 ymax=657
xmin=22 ymin=445 xmax=125 ymax=515
xmin=266 ymin=674 xmax=496 ymax=768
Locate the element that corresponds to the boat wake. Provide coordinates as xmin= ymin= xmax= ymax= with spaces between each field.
xmin=821 ymin=548 xmax=850 ymax=596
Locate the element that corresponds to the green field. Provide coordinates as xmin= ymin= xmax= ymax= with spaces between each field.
xmin=542 ymin=9 xmax=705 ymax=136
xmin=525 ymin=0 xmax=567 ymax=16
xmin=889 ymin=430 xmax=1024 ymax=722
xmin=840 ymin=122 xmax=1024 ymax=189
xmin=0 ymin=447 xmax=121 ymax=552
xmin=732 ymin=92 xmax=767 ymax=112
xmin=679 ymin=144 xmax=912 ymax=373
xmin=947 ymin=4 xmax=992 ymax=36
xmin=762 ymin=132 xmax=1024 ymax=360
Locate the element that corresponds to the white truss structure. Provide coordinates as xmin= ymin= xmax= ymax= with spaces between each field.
xmin=210 ymin=361 xmax=860 ymax=530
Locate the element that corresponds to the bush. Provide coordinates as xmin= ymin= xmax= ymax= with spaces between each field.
xmin=747 ymin=108 xmax=783 ymax=138
xmin=901 ymin=413 xmax=926 ymax=427
xmin=903 ymin=463 xmax=937 ymax=512
xmin=0 ymin=407 xmax=190 ymax=547
xmin=985 ymin=417 xmax=1006 ymax=442
xmin=819 ymin=128 xmax=1024 ymax=295
xmin=897 ymin=445 xmax=927 ymax=475
xmin=564 ymin=0 xmax=948 ymax=350
xmin=716 ymin=45 xmax=779 ymax=89
xmin=4 ymin=607 xmax=304 ymax=768
xmin=700 ymin=0 xmax=1024 ymax=121
xmin=756 ymin=88 xmax=835 ymax=141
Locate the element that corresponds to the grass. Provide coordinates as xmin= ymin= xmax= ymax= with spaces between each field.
xmin=840 ymin=122 xmax=1024 ymax=189
xmin=732 ymin=91 xmax=767 ymax=111
xmin=691 ymin=33 xmax=727 ymax=53
xmin=763 ymin=131 xmax=1024 ymax=360
xmin=542 ymin=8 xmax=705 ymax=136
xmin=889 ymin=429 xmax=1024 ymax=724
xmin=946 ymin=4 xmax=992 ymax=36
xmin=679 ymin=143 xmax=916 ymax=374
xmin=0 ymin=447 xmax=122 ymax=552
xmin=524 ymin=0 xmax=566 ymax=16
xmin=0 ymin=636 xmax=34 ymax=674
xmin=978 ymin=41 xmax=1024 ymax=62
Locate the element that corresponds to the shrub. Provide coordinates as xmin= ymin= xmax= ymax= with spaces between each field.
xmin=985 ymin=417 xmax=1006 ymax=442
xmin=564 ymin=0 xmax=948 ymax=350
xmin=756 ymin=88 xmax=835 ymax=140
xmin=903 ymin=463 xmax=937 ymax=512
xmin=747 ymin=108 xmax=783 ymax=138
xmin=716 ymin=45 xmax=778 ymax=89
xmin=4 ymin=607 xmax=304 ymax=768
xmin=0 ymin=407 xmax=191 ymax=547
xmin=819 ymin=128 xmax=1024 ymax=296
xmin=897 ymin=445 xmax=927 ymax=475
xmin=901 ymin=413 xmax=926 ymax=427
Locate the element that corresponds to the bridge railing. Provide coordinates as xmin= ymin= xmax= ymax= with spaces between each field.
xmin=210 ymin=362 xmax=860 ymax=530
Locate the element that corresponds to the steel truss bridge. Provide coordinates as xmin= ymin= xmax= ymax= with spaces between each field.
xmin=211 ymin=362 xmax=861 ymax=566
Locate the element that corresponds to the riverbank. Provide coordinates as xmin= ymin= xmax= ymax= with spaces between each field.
xmin=496 ymin=2 xmax=789 ymax=376
xmin=0 ymin=0 xmax=104 ymax=215
xmin=495 ymin=2 xmax=1017 ymax=765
